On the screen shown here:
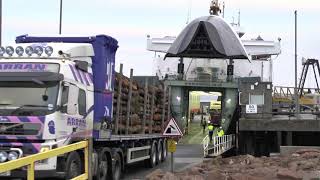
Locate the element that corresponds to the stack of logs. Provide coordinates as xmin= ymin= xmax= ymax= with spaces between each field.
xmin=113 ymin=73 xmax=169 ymax=134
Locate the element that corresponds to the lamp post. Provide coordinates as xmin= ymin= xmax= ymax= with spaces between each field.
xmin=294 ymin=10 xmax=299 ymax=116
xmin=59 ymin=0 xmax=62 ymax=34
xmin=0 ymin=0 xmax=2 ymax=46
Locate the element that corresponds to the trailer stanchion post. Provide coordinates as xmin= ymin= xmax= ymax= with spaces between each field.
xmin=126 ymin=69 xmax=133 ymax=135
xmin=87 ymin=138 xmax=93 ymax=180
xmin=115 ymin=64 xmax=123 ymax=134
xmin=142 ymin=77 xmax=148 ymax=134
xmin=150 ymin=79 xmax=155 ymax=134
xmin=161 ymin=84 xmax=167 ymax=131
xmin=167 ymin=86 xmax=171 ymax=120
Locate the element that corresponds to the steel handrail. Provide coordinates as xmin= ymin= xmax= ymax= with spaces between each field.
xmin=202 ymin=135 xmax=209 ymax=157
xmin=0 ymin=141 xmax=89 ymax=180
xmin=211 ymin=134 xmax=235 ymax=156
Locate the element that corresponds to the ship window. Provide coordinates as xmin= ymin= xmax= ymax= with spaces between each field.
xmin=78 ymin=89 xmax=86 ymax=116
xmin=249 ymin=94 xmax=264 ymax=105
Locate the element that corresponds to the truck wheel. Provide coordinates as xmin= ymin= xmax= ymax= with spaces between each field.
xmin=65 ymin=151 xmax=82 ymax=179
xmin=157 ymin=141 xmax=163 ymax=164
xmin=96 ymin=153 xmax=108 ymax=180
xmin=145 ymin=141 xmax=157 ymax=168
xmin=162 ymin=139 xmax=167 ymax=161
xmin=112 ymin=153 xmax=121 ymax=180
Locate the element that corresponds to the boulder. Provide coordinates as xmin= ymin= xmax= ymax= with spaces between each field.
xmin=230 ymin=173 xmax=265 ymax=180
xmin=276 ymin=169 xmax=303 ymax=180
xmin=145 ymin=169 xmax=165 ymax=180
xmin=188 ymin=167 xmax=205 ymax=175
xmin=206 ymin=169 xmax=226 ymax=179
xmin=295 ymin=149 xmax=320 ymax=155
xmin=162 ymin=172 xmax=178 ymax=180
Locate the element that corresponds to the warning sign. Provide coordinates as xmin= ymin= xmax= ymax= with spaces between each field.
xmin=167 ymin=139 xmax=177 ymax=153
xmin=246 ymin=104 xmax=257 ymax=114
xmin=163 ymin=118 xmax=183 ymax=137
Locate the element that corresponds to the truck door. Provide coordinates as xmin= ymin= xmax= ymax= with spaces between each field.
xmin=60 ymin=83 xmax=88 ymax=137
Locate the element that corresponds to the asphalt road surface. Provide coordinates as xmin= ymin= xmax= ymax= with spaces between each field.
xmin=7 ymin=144 xmax=204 ymax=180
xmin=122 ymin=144 xmax=204 ymax=180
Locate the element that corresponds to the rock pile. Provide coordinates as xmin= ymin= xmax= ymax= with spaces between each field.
xmin=146 ymin=149 xmax=320 ymax=180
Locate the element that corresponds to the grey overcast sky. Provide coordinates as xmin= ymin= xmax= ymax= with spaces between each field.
xmin=2 ymin=0 xmax=320 ymax=87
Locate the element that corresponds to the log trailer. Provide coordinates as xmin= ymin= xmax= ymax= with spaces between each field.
xmin=0 ymin=35 xmax=169 ymax=179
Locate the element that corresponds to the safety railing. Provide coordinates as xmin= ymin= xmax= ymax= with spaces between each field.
xmin=211 ymin=134 xmax=235 ymax=156
xmin=202 ymin=135 xmax=210 ymax=157
xmin=203 ymin=134 xmax=235 ymax=157
xmin=0 ymin=141 xmax=89 ymax=180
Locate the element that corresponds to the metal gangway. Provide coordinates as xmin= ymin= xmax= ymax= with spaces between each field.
xmin=202 ymin=134 xmax=235 ymax=157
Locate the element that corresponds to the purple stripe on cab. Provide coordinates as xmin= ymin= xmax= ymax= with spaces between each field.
xmin=86 ymin=73 xmax=93 ymax=84
xmin=75 ymin=68 xmax=84 ymax=84
xmin=69 ymin=64 xmax=79 ymax=82
xmin=27 ymin=116 xmax=43 ymax=123
xmin=81 ymin=70 xmax=90 ymax=86
xmin=88 ymin=73 xmax=93 ymax=83
xmin=7 ymin=116 xmax=21 ymax=123
xmin=18 ymin=117 xmax=30 ymax=122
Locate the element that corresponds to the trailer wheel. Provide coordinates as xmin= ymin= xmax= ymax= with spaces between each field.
xmin=112 ymin=153 xmax=121 ymax=180
xmin=65 ymin=151 xmax=82 ymax=179
xmin=145 ymin=141 xmax=157 ymax=168
xmin=96 ymin=152 xmax=108 ymax=180
xmin=162 ymin=139 xmax=167 ymax=161
xmin=157 ymin=140 xmax=163 ymax=164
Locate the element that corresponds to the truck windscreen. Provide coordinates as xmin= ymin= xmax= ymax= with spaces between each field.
xmin=0 ymin=81 xmax=59 ymax=116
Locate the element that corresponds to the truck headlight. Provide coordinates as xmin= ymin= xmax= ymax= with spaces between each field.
xmin=0 ymin=151 xmax=8 ymax=162
xmin=40 ymin=146 xmax=50 ymax=153
xmin=8 ymin=151 xmax=18 ymax=161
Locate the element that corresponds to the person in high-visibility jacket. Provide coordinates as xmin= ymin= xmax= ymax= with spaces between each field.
xmin=208 ymin=123 xmax=214 ymax=143
xmin=217 ymin=127 xmax=224 ymax=137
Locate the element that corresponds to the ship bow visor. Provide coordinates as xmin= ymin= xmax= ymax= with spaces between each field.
xmin=0 ymin=72 xmax=64 ymax=81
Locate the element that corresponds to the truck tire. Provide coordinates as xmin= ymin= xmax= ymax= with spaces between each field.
xmin=145 ymin=141 xmax=157 ymax=168
xmin=157 ymin=140 xmax=163 ymax=164
xmin=96 ymin=152 xmax=108 ymax=180
xmin=112 ymin=153 xmax=121 ymax=180
xmin=65 ymin=151 xmax=82 ymax=179
xmin=162 ymin=139 xmax=167 ymax=161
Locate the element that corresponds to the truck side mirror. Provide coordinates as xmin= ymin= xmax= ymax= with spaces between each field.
xmin=61 ymin=103 xmax=67 ymax=113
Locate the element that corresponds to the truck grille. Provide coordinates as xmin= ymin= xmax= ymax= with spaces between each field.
xmin=0 ymin=123 xmax=41 ymax=135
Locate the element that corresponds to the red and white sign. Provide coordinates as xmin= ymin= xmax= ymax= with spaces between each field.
xmin=163 ymin=118 xmax=183 ymax=137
